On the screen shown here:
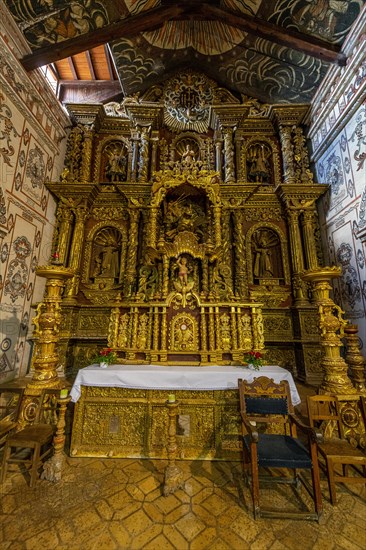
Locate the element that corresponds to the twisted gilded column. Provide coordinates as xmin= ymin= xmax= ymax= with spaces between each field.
xmin=55 ymin=204 xmax=73 ymax=265
xmin=222 ymin=127 xmax=235 ymax=183
xmin=278 ymin=125 xmax=296 ymax=184
xmin=287 ymin=208 xmax=308 ymax=304
xmin=163 ymin=397 xmax=184 ymax=496
xmin=29 ymin=265 xmax=74 ymax=390
xmin=232 ymin=210 xmax=247 ymax=298
xmin=344 ymin=323 xmax=366 ymax=393
xmin=138 ymin=126 xmax=150 ymax=182
xmin=302 ymin=267 xmax=356 ymax=395
xmin=64 ymin=204 xmax=89 ymax=303
xmin=80 ymin=125 xmax=94 ymax=183
xmin=301 ymin=209 xmax=319 ymax=270
xmin=124 ymin=209 xmax=140 ymax=296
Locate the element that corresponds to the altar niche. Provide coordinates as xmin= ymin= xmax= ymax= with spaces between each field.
xmin=108 ymin=170 xmax=264 ymax=365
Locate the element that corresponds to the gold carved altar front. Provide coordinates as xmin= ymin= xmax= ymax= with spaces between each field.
xmin=40 ymin=71 xmax=338 ymax=457
xmin=71 ymin=387 xmax=241 ymax=460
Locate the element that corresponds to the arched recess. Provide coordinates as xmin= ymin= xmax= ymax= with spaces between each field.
xmin=93 ymin=136 xmax=132 ymax=182
xmin=240 ymin=136 xmax=281 ymax=186
xmin=82 ymin=221 xmax=126 ymax=284
xmin=169 ymin=132 xmax=208 ymax=165
xmin=245 ymin=222 xmax=290 ymax=285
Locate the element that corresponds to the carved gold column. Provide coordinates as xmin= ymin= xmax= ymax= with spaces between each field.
xmin=56 ymin=204 xmax=73 ymax=265
xmin=29 ymin=265 xmax=74 ymax=390
xmin=130 ymin=129 xmax=139 ymax=182
xmin=230 ymin=306 xmax=238 ymax=351
xmin=160 ymin=307 xmax=167 ymax=362
xmin=200 ymin=306 xmax=208 ymax=359
xmin=138 ymin=126 xmax=150 ymax=182
xmin=233 ymin=210 xmax=247 ymax=298
xmin=213 ymin=206 xmax=222 ymax=248
xmin=215 ymin=139 xmax=223 ymax=177
xmin=42 ymin=393 xmax=71 ymax=482
xmin=287 ymin=208 xmax=308 ymax=304
xmin=222 ymin=126 xmax=235 ymax=183
xmin=148 ymin=207 xmax=159 ymax=248
xmin=278 ymin=125 xmax=296 ymax=183
xmin=80 ymin=125 xmax=94 ymax=183
xmin=301 ymin=208 xmax=319 ymax=270
xmin=151 ymin=131 xmax=159 ymax=173
xmin=64 ymin=204 xmax=89 ymax=303
xmin=344 ymin=323 xmax=366 ymax=393
xmin=302 ymin=267 xmax=356 ymax=395
xmin=124 ymin=209 xmax=139 ymax=296
xmin=163 ymin=397 xmax=184 ymax=496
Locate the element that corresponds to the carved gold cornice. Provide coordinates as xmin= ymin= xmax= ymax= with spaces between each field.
xmin=45 ymin=182 xmax=99 ymax=206
xmin=124 ymin=104 xmax=163 ymax=129
xmin=269 ymin=105 xmax=310 ymax=127
xmin=276 ymin=183 xmax=328 ymax=208
xmin=209 ymin=105 xmax=249 ymax=129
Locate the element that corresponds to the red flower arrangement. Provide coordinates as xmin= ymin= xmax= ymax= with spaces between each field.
xmin=243 ymin=350 xmax=264 ymax=370
xmin=92 ymin=347 xmax=117 ymax=365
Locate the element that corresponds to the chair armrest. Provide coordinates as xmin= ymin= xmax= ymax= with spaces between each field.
xmin=289 ymin=413 xmax=323 ymax=443
xmin=240 ymin=412 xmax=259 ymax=442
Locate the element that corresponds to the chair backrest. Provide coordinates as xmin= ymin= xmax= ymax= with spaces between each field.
xmin=238 ymin=376 xmax=294 ymax=432
xmin=306 ymin=395 xmax=344 ymax=440
xmin=17 ymin=389 xmax=60 ymax=429
xmin=0 ymin=388 xmax=24 ymax=423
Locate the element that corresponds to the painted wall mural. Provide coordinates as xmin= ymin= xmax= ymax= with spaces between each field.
xmin=0 ymin=16 xmax=68 ymax=382
xmin=314 ymin=105 xmax=366 ymax=352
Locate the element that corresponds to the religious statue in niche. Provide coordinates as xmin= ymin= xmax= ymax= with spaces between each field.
xmin=104 ymin=142 xmax=127 ymax=182
xmin=252 ymin=228 xmax=282 ymax=282
xmin=91 ymin=227 xmax=121 ymax=283
xmin=247 ymin=143 xmax=272 ymax=184
xmin=164 ymin=195 xmax=206 ymax=242
xmin=172 ymin=255 xmax=195 ymax=308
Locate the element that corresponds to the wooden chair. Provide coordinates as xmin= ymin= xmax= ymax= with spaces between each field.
xmin=307 ymin=394 xmax=366 ymax=505
xmin=0 ymin=387 xmax=24 ymax=447
xmin=1 ymin=389 xmax=59 ymax=487
xmin=238 ymin=376 xmax=323 ymax=521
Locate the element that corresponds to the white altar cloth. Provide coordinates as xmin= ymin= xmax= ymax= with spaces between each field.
xmin=70 ymin=364 xmax=301 ymax=406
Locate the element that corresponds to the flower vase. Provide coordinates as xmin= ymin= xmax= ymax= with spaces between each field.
xmin=100 ymin=361 xmax=108 ymax=369
xmin=247 ymin=363 xmax=255 ymax=370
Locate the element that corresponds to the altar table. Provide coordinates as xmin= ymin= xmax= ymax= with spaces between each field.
xmin=70 ymin=365 xmax=300 ymax=460
xmin=70 ymin=364 xmax=300 ymax=405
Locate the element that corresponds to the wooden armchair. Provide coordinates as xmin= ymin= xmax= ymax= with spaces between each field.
xmin=1 ymin=389 xmax=60 ymax=487
xmin=307 ymin=394 xmax=366 ymax=505
xmin=238 ymin=376 xmax=323 ymax=521
xmin=0 ymin=387 xmax=24 ymax=447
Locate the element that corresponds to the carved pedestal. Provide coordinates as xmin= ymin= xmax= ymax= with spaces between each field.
xmin=28 ymin=265 xmax=74 ymax=392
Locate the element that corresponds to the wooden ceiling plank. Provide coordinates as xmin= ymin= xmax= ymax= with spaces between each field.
xmin=68 ymin=57 xmax=78 ymax=80
xmin=86 ymin=50 xmax=96 ymax=80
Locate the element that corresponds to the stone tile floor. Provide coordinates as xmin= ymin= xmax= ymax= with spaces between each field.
xmin=1 ymin=381 xmax=365 ymax=550
xmin=1 ymin=453 xmax=365 ymax=549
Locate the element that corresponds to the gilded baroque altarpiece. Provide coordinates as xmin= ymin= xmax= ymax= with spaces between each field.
xmin=44 ymin=73 xmax=331 ymax=458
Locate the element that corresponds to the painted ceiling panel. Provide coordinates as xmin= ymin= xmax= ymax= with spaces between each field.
xmin=4 ymin=0 xmax=365 ymax=104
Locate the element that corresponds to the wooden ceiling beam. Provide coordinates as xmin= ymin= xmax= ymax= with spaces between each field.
xmin=21 ymin=3 xmax=189 ymax=70
xmin=21 ymin=2 xmax=346 ymax=71
xmin=200 ymin=3 xmax=346 ymax=66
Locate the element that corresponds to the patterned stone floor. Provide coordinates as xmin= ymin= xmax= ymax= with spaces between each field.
xmin=1 ymin=453 xmax=365 ymax=550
